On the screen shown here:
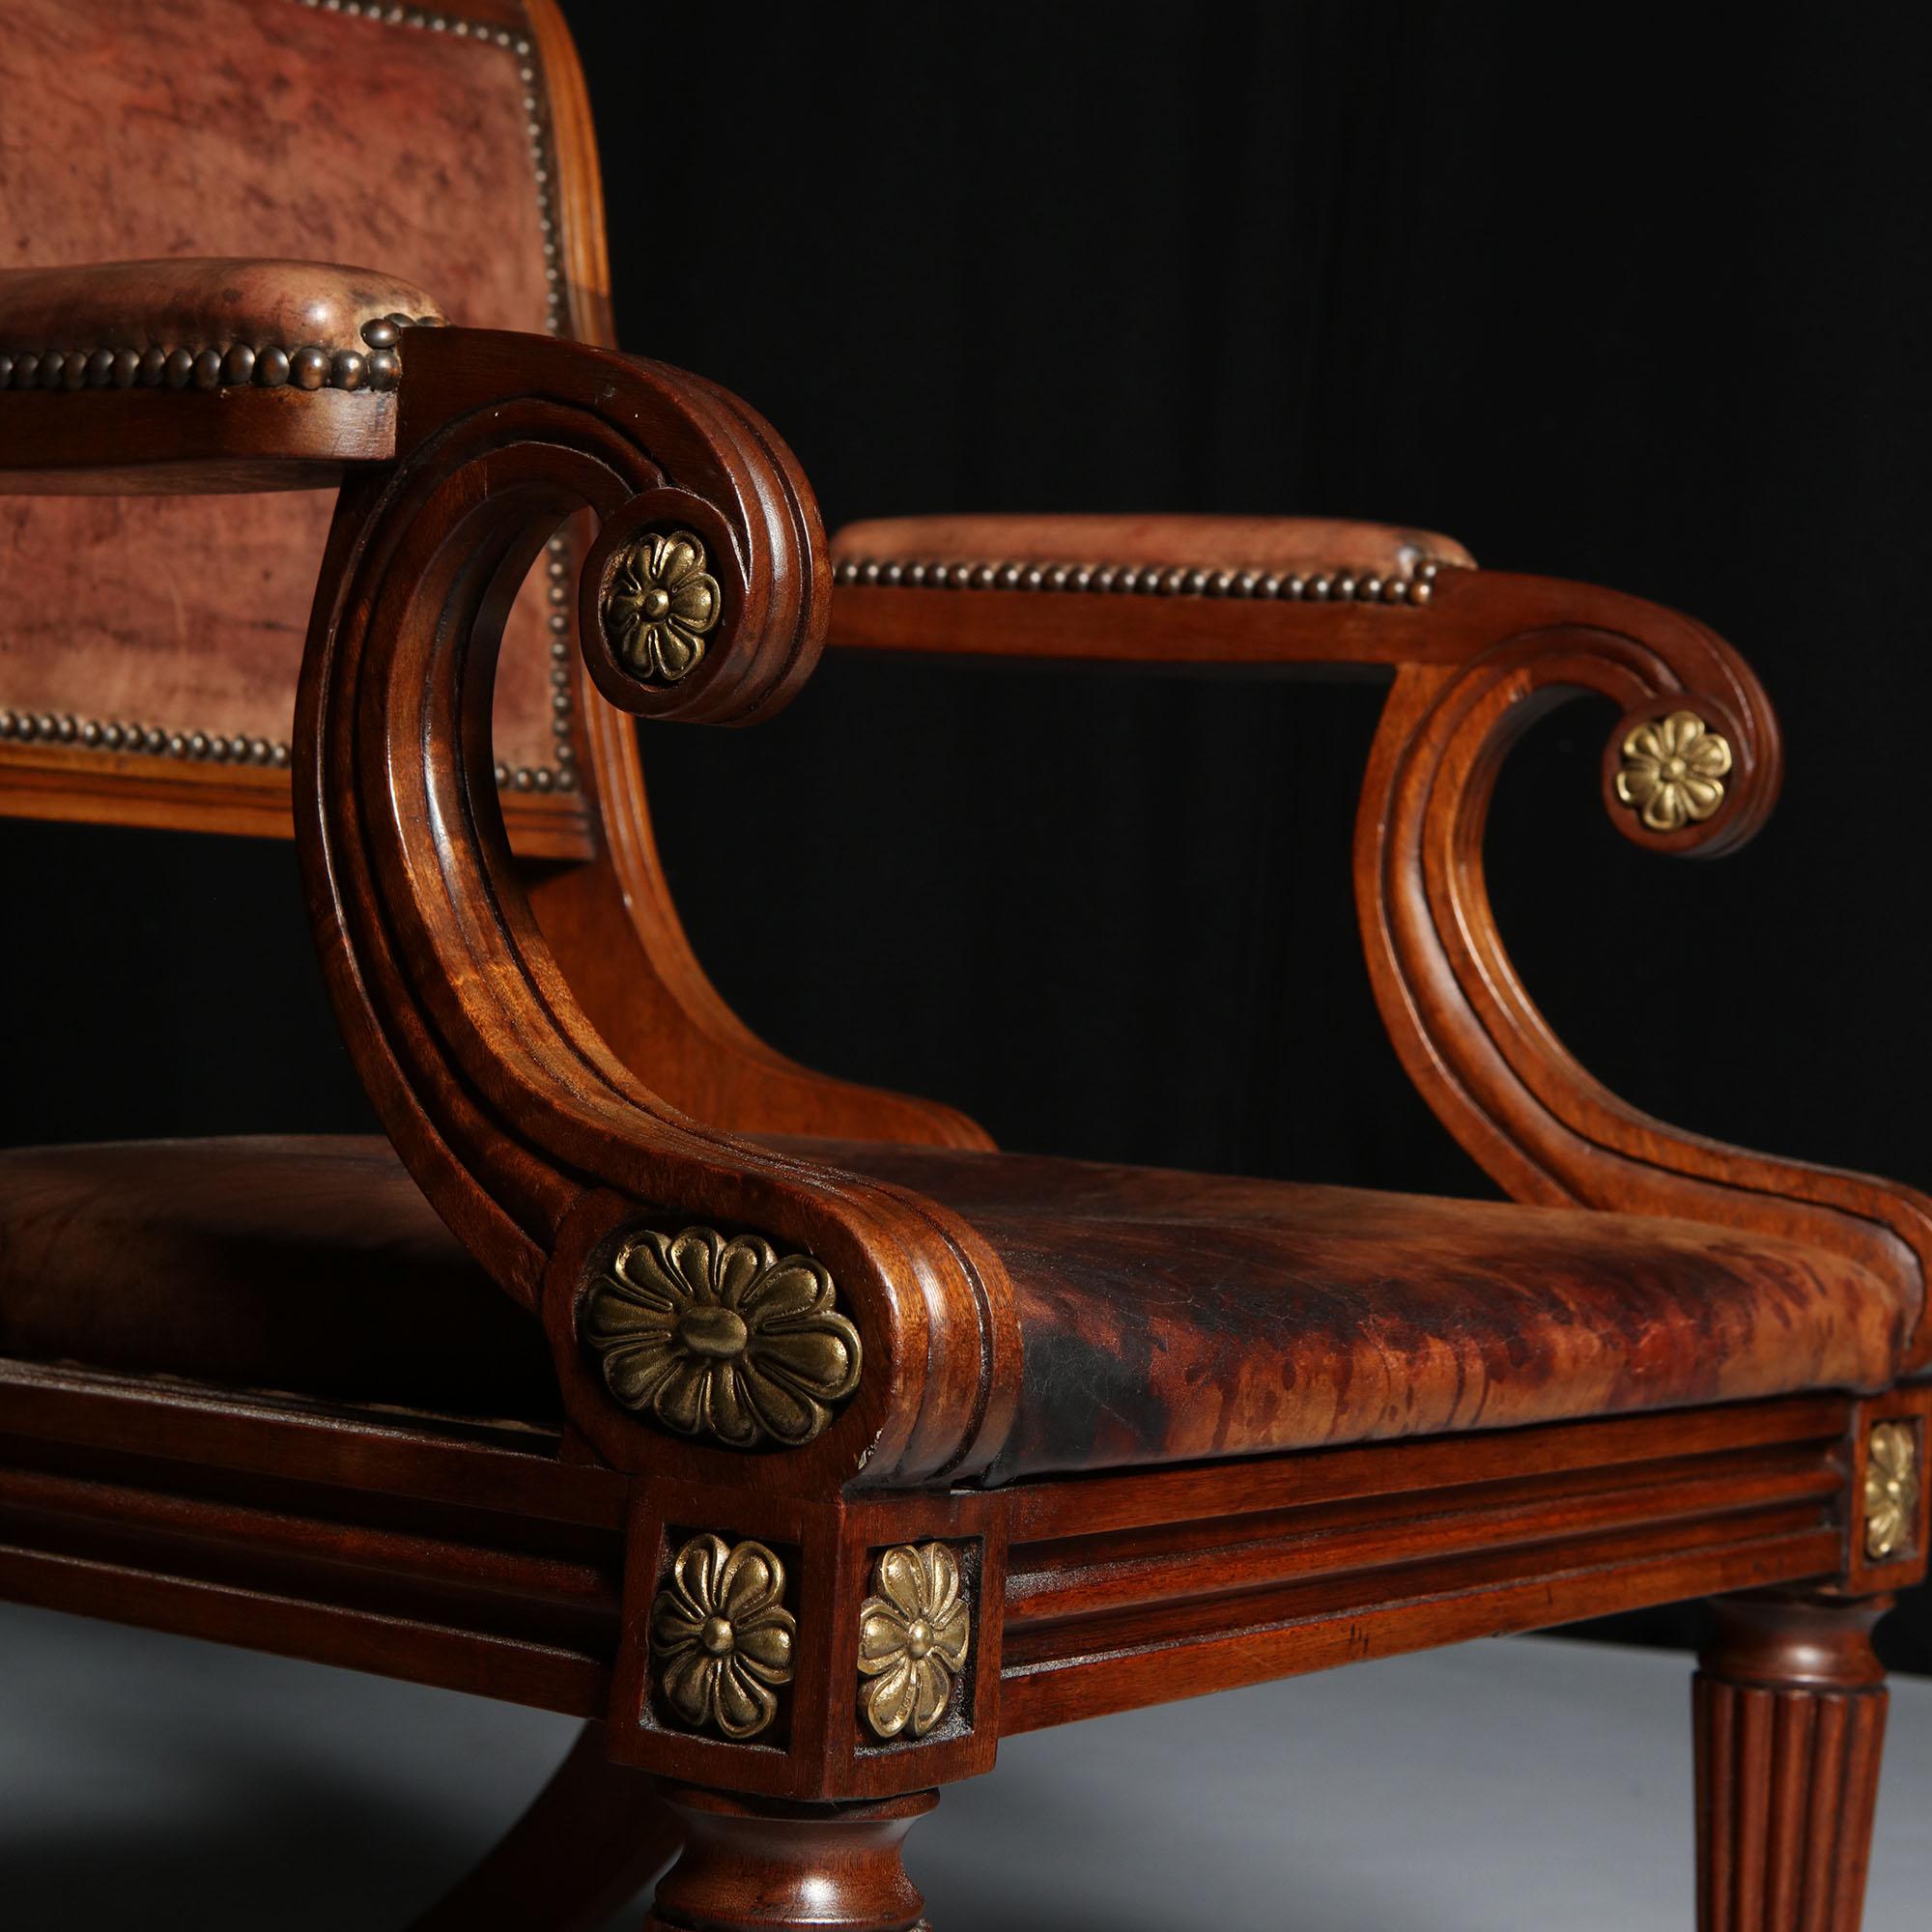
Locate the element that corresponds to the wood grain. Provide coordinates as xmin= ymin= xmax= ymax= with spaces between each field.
xmin=1354 ymin=577 xmax=1932 ymax=1376
xmin=998 ymin=1396 xmax=1855 ymax=1734
xmin=1694 ymin=1594 xmax=1890 ymax=1932
xmin=295 ymin=322 xmax=1021 ymax=1494
xmin=644 ymin=1785 xmax=935 ymax=1932
xmin=0 ymin=8 xmax=1925 ymax=1925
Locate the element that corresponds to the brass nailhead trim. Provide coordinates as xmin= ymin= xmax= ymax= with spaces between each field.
xmin=0 ymin=710 xmax=289 ymax=766
xmin=295 ymin=0 xmax=564 ymax=335
xmin=0 ymin=315 xmax=440 ymax=397
xmin=833 ymin=554 xmax=1449 ymax=606
xmin=324 ymin=0 xmax=575 ymax=787
xmin=491 ymin=533 xmax=580 ymax=794
xmin=0 ymin=531 xmax=576 ymax=793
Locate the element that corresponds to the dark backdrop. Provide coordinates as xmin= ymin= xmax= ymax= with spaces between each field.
xmin=3 ymin=1 xmax=1927 ymax=1664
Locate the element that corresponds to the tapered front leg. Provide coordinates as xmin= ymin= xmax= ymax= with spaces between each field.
xmin=644 ymin=1784 xmax=935 ymax=1932
xmin=1694 ymin=1592 xmax=1890 ymax=1932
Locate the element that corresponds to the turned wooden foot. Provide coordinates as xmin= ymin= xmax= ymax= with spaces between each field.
xmin=644 ymin=1785 xmax=936 ymax=1932
xmin=1694 ymin=1593 xmax=1891 ymax=1932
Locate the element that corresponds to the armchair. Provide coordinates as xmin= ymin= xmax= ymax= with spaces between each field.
xmin=1 ymin=6 xmax=1925 ymax=1930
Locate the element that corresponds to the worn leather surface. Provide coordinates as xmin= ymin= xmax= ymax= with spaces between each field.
xmin=777 ymin=1139 xmax=1912 ymax=1482
xmin=833 ymin=514 xmax=1476 ymax=574
xmin=0 ymin=258 xmax=442 ymax=358
xmin=1 ymin=1135 xmax=1906 ymax=1473
xmin=0 ymin=1137 xmax=560 ymax=1424
xmin=0 ymin=0 xmax=559 ymax=781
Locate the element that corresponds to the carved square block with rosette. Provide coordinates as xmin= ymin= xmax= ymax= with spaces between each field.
xmin=644 ymin=1526 xmax=804 ymax=1751
xmin=1844 ymin=1390 xmax=1932 ymax=1594
xmin=856 ymin=1537 xmax=983 ymax=1756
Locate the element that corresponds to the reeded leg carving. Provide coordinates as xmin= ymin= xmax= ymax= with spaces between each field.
xmin=1694 ymin=1593 xmax=1891 ymax=1932
xmin=644 ymin=1784 xmax=936 ymax=1932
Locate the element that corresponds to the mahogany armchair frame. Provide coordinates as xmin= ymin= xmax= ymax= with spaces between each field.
xmin=4 ymin=155 xmax=1928 ymax=1932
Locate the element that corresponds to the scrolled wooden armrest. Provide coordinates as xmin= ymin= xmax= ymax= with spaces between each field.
xmin=295 ymin=325 xmax=1018 ymax=1493
xmin=1353 ymin=572 xmax=1932 ymax=1374
xmin=0 ymin=256 xmax=445 ymax=491
xmin=841 ymin=508 xmax=1932 ymax=1374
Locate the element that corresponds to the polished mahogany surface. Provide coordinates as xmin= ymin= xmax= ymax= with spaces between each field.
xmin=1 ymin=4 xmax=1926 ymax=1921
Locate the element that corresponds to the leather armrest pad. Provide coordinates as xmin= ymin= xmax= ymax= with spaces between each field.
xmin=833 ymin=512 xmax=1474 ymax=576
xmin=0 ymin=257 xmax=444 ymax=374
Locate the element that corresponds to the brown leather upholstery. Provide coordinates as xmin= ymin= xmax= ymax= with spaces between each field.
xmin=0 ymin=0 xmax=566 ymax=799
xmin=0 ymin=1137 xmax=561 ymax=1424
xmin=794 ymin=1141 xmax=1909 ymax=1482
xmin=2 ymin=1136 xmax=1906 ymax=1479
xmin=0 ymin=259 xmax=442 ymax=367
xmin=832 ymin=514 xmax=1475 ymax=577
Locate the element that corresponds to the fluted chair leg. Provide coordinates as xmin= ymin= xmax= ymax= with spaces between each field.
xmin=1693 ymin=1592 xmax=1891 ymax=1932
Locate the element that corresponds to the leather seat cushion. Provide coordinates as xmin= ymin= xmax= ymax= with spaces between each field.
xmin=793 ymin=1142 xmax=1908 ymax=1482
xmin=0 ymin=1136 xmax=1908 ymax=1478
xmin=0 ymin=1136 xmax=562 ymax=1426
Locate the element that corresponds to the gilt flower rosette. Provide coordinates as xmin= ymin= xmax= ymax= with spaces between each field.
xmin=1865 ymin=1421 xmax=1920 ymax=1561
xmin=582 ymin=1226 xmax=862 ymax=1448
xmin=1614 ymin=709 xmax=1733 ymax=833
xmin=600 ymin=529 xmax=721 ymax=683
xmin=858 ymin=1542 xmax=971 ymax=1741
xmin=650 ymin=1534 xmax=796 ymax=1740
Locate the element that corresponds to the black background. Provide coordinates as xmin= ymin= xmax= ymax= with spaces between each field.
xmin=4 ymin=2 xmax=1928 ymax=1664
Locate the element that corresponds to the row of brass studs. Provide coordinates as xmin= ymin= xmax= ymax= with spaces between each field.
xmin=3 ymin=534 xmax=575 ymax=794
xmin=0 ymin=313 xmax=438 ymax=398
xmin=291 ymin=0 xmax=564 ymax=336
xmin=0 ymin=710 xmax=289 ymax=765
xmin=317 ymin=0 xmax=572 ymax=787
xmin=649 ymin=1537 xmax=969 ymax=1746
xmin=833 ymin=554 xmax=1445 ymax=604
xmin=300 ymin=0 xmax=524 ymax=39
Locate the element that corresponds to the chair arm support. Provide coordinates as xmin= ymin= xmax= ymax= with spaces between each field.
xmin=1354 ymin=575 xmax=1932 ymax=1374
xmin=293 ymin=326 xmax=1021 ymax=1492
xmin=837 ymin=508 xmax=1932 ymax=1374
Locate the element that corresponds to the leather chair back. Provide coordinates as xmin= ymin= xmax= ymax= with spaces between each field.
xmin=0 ymin=0 xmax=598 ymax=857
